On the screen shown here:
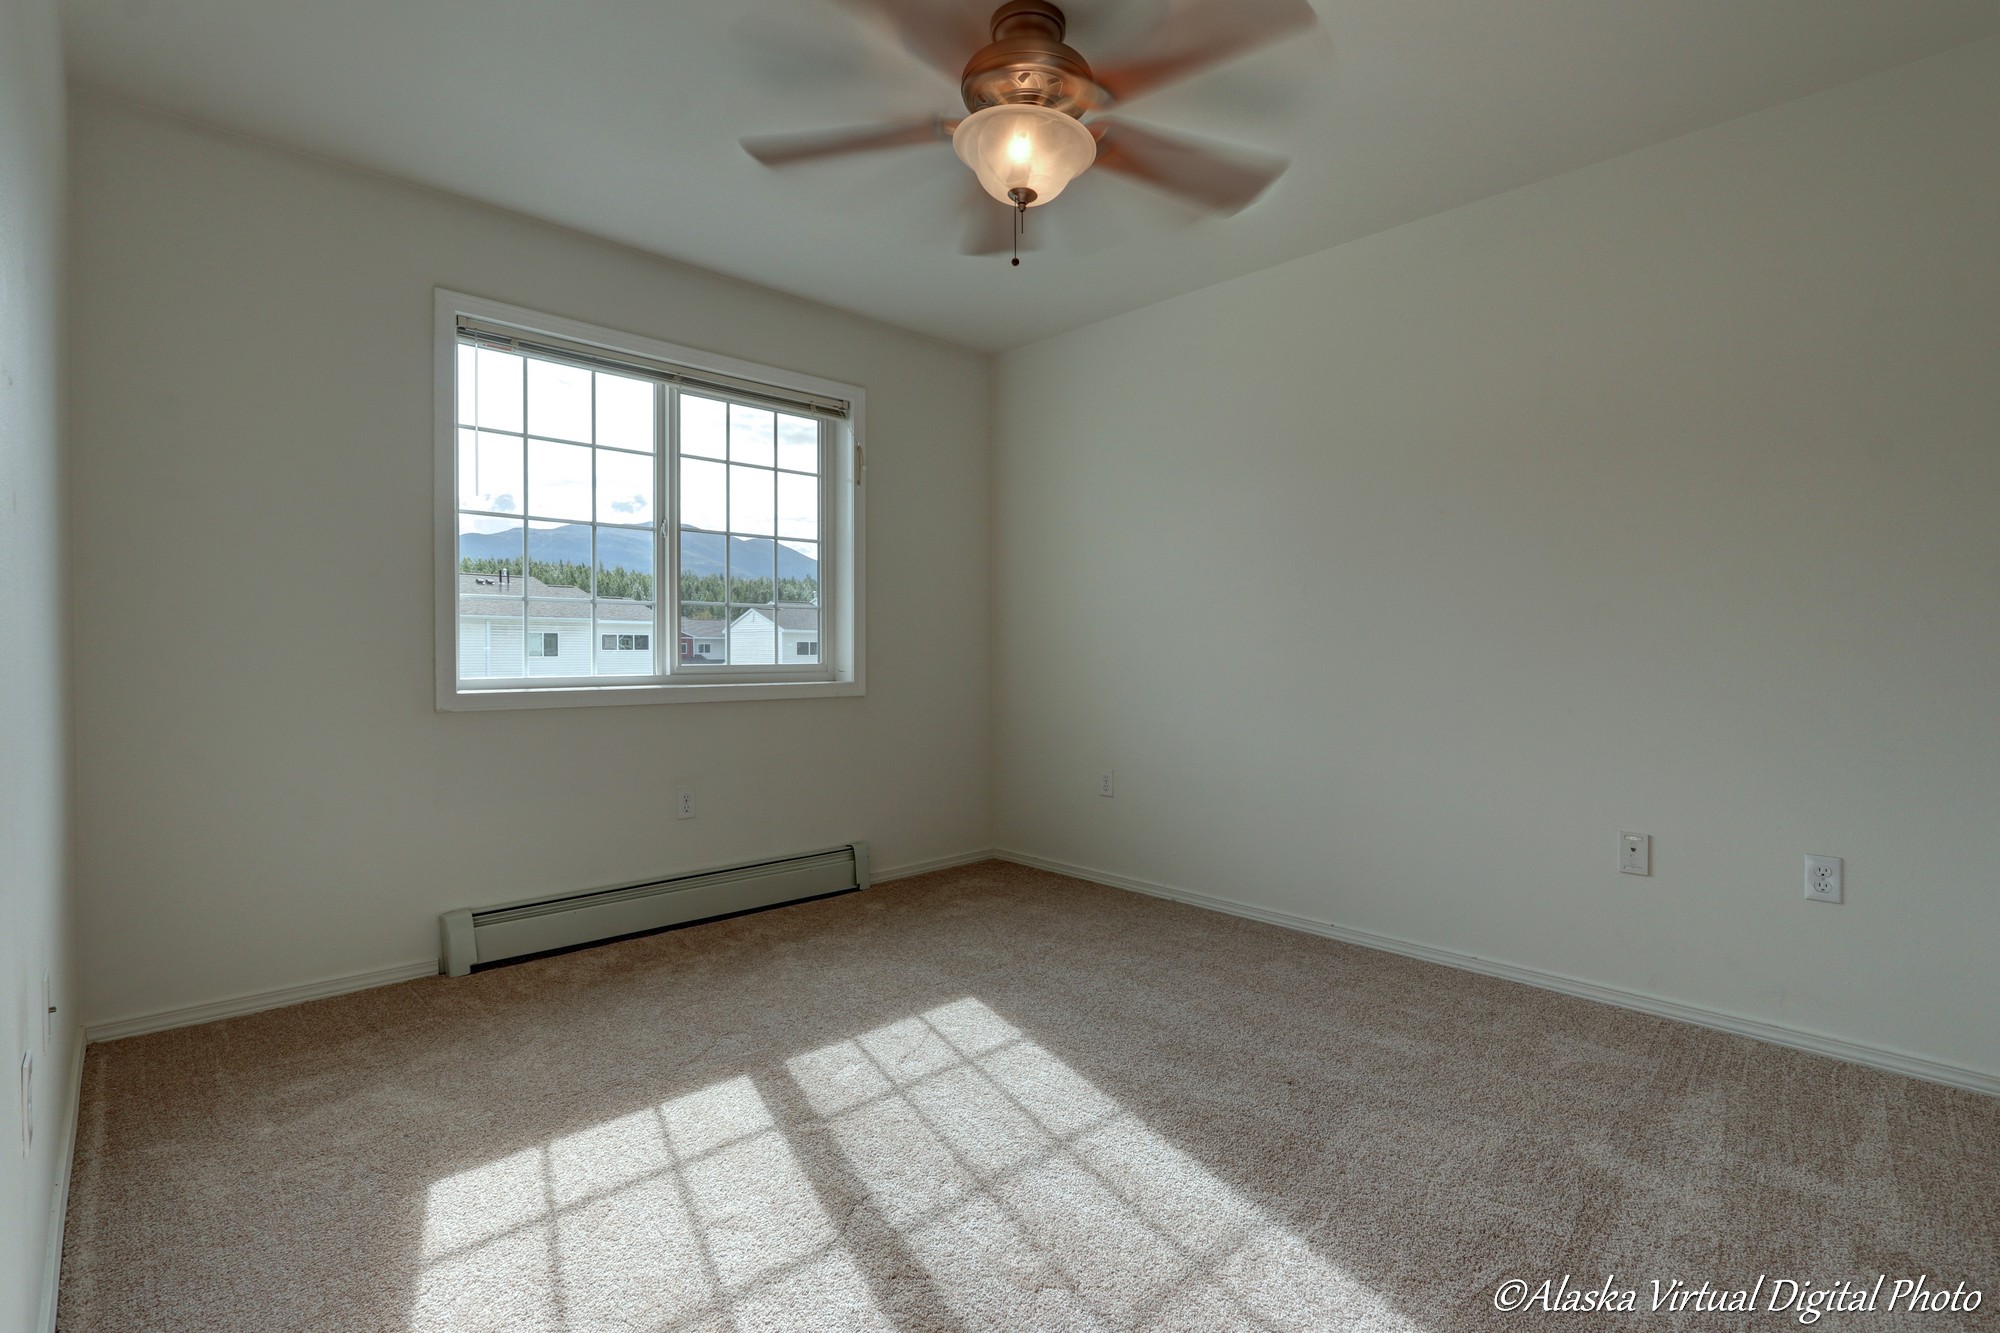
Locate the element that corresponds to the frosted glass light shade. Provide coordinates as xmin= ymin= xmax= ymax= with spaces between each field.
xmin=952 ymin=104 xmax=1096 ymax=207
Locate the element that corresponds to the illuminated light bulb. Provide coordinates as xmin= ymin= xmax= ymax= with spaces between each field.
xmin=952 ymin=103 xmax=1096 ymax=207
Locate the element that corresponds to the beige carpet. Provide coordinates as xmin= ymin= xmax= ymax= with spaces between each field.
xmin=60 ymin=862 xmax=1997 ymax=1332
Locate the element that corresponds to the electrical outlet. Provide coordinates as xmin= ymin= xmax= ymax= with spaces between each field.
xmin=1098 ymin=771 xmax=1115 ymax=798
xmin=1619 ymin=832 xmax=1650 ymax=876
xmin=1804 ymin=854 xmax=1842 ymax=903
xmin=676 ymin=790 xmax=696 ymax=820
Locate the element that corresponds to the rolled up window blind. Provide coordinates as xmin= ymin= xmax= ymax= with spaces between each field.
xmin=456 ymin=317 xmax=850 ymax=420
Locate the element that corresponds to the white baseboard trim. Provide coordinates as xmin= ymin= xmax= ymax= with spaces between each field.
xmin=79 ymin=857 xmax=1007 ymax=1046
xmin=996 ymin=849 xmax=2000 ymax=1099
xmin=39 ymin=1028 xmax=85 ymax=1333
xmin=873 ymin=848 xmax=998 ymax=884
xmin=83 ymin=960 xmax=440 ymax=1045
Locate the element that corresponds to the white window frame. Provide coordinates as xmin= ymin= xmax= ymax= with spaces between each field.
xmin=434 ymin=291 xmax=866 ymax=710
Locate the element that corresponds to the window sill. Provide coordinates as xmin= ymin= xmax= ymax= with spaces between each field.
xmin=439 ymin=678 xmax=865 ymax=711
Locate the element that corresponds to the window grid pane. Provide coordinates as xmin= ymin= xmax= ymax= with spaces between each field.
xmin=674 ymin=396 xmax=822 ymax=672
xmin=459 ymin=342 xmax=667 ymax=685
xmin=453 ymin=321 xmax=837 ymax=693
xmin=680 ymin=605 xmax=728 ymax=666
xmin=778 ymin=541 xmax=818 ymax=606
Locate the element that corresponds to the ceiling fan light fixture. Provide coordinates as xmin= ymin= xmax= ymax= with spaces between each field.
xmin=951 ymin=104 xmax=1095 ymax=208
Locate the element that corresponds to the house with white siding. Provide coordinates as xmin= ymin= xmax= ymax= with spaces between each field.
xmin=457 ymin=572 xmax=652 ymax=677
xmin=723 ymin=606 xmax=821 ymax=665
xmin=459 ymin=573 xmax=816 ymax=672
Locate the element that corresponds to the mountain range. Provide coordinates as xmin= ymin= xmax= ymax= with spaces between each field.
xmin=459 ymin=524 xmax=816 ymax=580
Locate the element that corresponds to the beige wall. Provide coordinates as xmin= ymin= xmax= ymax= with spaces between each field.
xmin=68 ymin=96 xmax=992 ymax=1028
xmin=1 ymin=0 xmax=73 ymax=1326
xmin=59 ymin=36 xmax=2000 ymax=1083
xmin=994 ymin=40 xmax=2000 ymax=1078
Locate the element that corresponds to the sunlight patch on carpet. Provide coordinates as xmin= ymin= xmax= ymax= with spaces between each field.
xmin=410 ymin=997 xmax=1415 ymax=1330
xmin=412 ymin=1075 xmax=891 ymax=1331
xmin=788 ymin=997 xmax=1421 ymax=1331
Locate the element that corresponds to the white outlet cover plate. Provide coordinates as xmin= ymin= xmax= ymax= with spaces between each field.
xmin=1098 ymin=771 xmax=1115 ymax=798
xmin=1804 ymin=853 xmax=1843 ymax=903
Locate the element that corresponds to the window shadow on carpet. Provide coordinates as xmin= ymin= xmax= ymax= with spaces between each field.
xmin=408 ymin=997 xmax=1417 ymax=1331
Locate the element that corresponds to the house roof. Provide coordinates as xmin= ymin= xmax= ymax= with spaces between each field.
xmin=731 ymin=606 xmax=820 ymax=632
xmin=682 ymin=608 xmax=817 ymax=635
xmin=459 ymin=573 xmax=648 ymax=624
xmin=460 ymin=576 xmax=816 ymax=636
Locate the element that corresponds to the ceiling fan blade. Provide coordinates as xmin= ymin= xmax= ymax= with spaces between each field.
xmin=1092 ymin=0 xmax=1317 ymax=105
xmin=831 ymin=0 xmax=989 ymax=82
xmin=742 ymin=117 xmax=954 ymax=166
xmin=1090 ymin=118 xmax=1287 ymax=215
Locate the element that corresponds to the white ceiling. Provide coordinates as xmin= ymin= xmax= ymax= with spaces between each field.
xmin=59 ymin=0 xmax=2000 ymax=351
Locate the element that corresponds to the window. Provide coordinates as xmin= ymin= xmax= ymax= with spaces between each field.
xmin=438 ymin=292 xmax=863 ymax=709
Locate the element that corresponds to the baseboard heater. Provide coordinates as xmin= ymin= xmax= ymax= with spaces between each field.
xmin=440 ymin=842 xmax=870 ymax=976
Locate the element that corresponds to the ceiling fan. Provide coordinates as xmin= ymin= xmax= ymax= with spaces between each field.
xmin=742 ymin=0 xmax=1318 ymax=259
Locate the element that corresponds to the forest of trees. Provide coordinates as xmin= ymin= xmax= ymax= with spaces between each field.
xmin=460 ymin=557 xmax=817 ymax=607
xmin=460 ymin=556 xmax=652 ymax=600
xmin=677 ymin=572 xmax=819 ymax=606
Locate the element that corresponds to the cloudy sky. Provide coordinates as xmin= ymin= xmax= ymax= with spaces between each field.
xmin=456 ymin=346 xmax=820 ymax=574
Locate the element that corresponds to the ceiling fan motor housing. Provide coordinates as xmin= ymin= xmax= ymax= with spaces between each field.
xmin=961 ymin=1 xmax=1099 ymax=117
xmin=743 ymin=0 xmax=1306 ymax=226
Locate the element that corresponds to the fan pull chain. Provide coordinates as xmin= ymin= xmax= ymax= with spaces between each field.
xmin=1007 ymin=186 xmax=1036 ymax=268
